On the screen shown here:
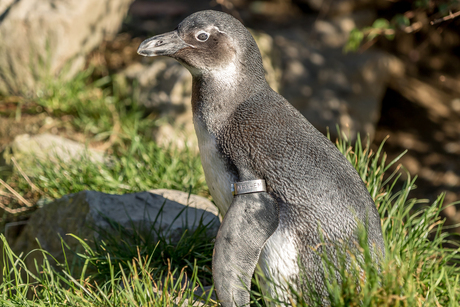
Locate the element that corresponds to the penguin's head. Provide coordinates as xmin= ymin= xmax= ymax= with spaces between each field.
xmin=137 ymin=10 xmax=265 ymax=81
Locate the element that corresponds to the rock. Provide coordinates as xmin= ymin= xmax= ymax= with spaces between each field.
xmin=10 ymin=189 xmax=219 ymax=276
xmin=150 ymin=188 xmax=220 ymax=217
xmin=268 ymin=16 xmax=404 ymax=140
xmin=6 ymin=133 xmax=106 ymax=170
xmin=0 ymin=0 xmax=133 ymax=95
xmin=122 ymin=31 xmax=280 ymax=149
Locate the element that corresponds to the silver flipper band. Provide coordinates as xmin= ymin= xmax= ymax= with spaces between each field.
xmin=231 ymin=179 xmax=266 ymax=196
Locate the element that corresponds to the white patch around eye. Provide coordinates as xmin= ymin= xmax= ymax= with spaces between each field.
xmin=195 ymin=30 xmax=209 ymax=42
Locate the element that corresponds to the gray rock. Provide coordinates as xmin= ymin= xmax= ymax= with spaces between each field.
xmin=0 ymin=0 xmax=134 ymax=95
xmin=9 ymin=133 xmax=106 ymax=166
xmin=269 ymin=16 xmax=404 ymax=140
xmin=150 ymin=188 xmax=220 ymax=218
xmin=10 ymin=189 xmax=219 ymax=276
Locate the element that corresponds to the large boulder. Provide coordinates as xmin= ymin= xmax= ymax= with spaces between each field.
xmin=9 ymin=189 xmax=219 ymax=276
xmin=0 ymin=0 xmax=134 ymax=95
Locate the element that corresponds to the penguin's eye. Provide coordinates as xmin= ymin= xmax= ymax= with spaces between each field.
xmin=196 ymin=31 xmax=209 ymax=42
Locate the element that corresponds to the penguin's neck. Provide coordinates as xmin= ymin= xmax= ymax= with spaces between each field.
xmin=191 ymin=61 xmax=267 ymax=134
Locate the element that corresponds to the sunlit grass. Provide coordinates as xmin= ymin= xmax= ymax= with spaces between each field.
xmin=2 ymin=132 xmax=459 ymax=306
xmin=26 ymin=140 xmax=206 ymax=199
xmin=1 ymin=234 xmax=217 ymax=306
xmin=35 ymin=68 xmax=153 ymax=147
xmin=1 ymin=69 xmax=207 ymax=210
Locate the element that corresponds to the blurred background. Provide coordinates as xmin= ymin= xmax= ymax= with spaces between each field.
xmin=0 ymin=0 xmax=459 ymax=231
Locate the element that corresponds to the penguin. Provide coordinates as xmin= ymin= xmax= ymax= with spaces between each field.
xmin=137 ymin=10 xmax=385 ymax=306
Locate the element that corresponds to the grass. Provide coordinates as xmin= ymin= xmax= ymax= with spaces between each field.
xmin=1 ymin=131 xmax=459 ymax=305
xmin=88 ymin=206 xmax=216 ymax=285
xmin=0 ymin=70 xmax=459 ymax=305
xmin=1 ymin=234 xmax=217 ymax=307
xmin=25 ymin=139 xmax=206 ymax=199
xmin=0 ymin=68 xmax=207 ymax=215
xmin=35 ymin=69 xmax=151 ymax=146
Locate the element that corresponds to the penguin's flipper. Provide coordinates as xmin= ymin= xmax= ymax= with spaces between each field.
xmin=213 ymin=192 xmax=279 ymax=307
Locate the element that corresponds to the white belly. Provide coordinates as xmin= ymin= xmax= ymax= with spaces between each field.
xmin=258 ymin=227 xmax=299 ymax=304
xmin=194 ymin=118 xmax=236 ymax=216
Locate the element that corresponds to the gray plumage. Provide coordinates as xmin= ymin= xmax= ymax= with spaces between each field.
xmin=138 ymin=10 xmax=385 ymax=306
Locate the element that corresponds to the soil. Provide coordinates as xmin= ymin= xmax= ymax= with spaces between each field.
xmin=0 ymin=114 xmax=46 ymax=150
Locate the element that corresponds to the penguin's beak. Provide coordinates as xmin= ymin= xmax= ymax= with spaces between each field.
xmin=137 ymin=30 xmax=193 ymax=57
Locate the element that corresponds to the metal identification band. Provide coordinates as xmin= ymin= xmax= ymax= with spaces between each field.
xmin=231 ymin=179 xmax=266 ymax=196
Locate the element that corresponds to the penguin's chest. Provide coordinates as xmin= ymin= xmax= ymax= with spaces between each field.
xmin=193 ymin=119 xmax=237 ymax=216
